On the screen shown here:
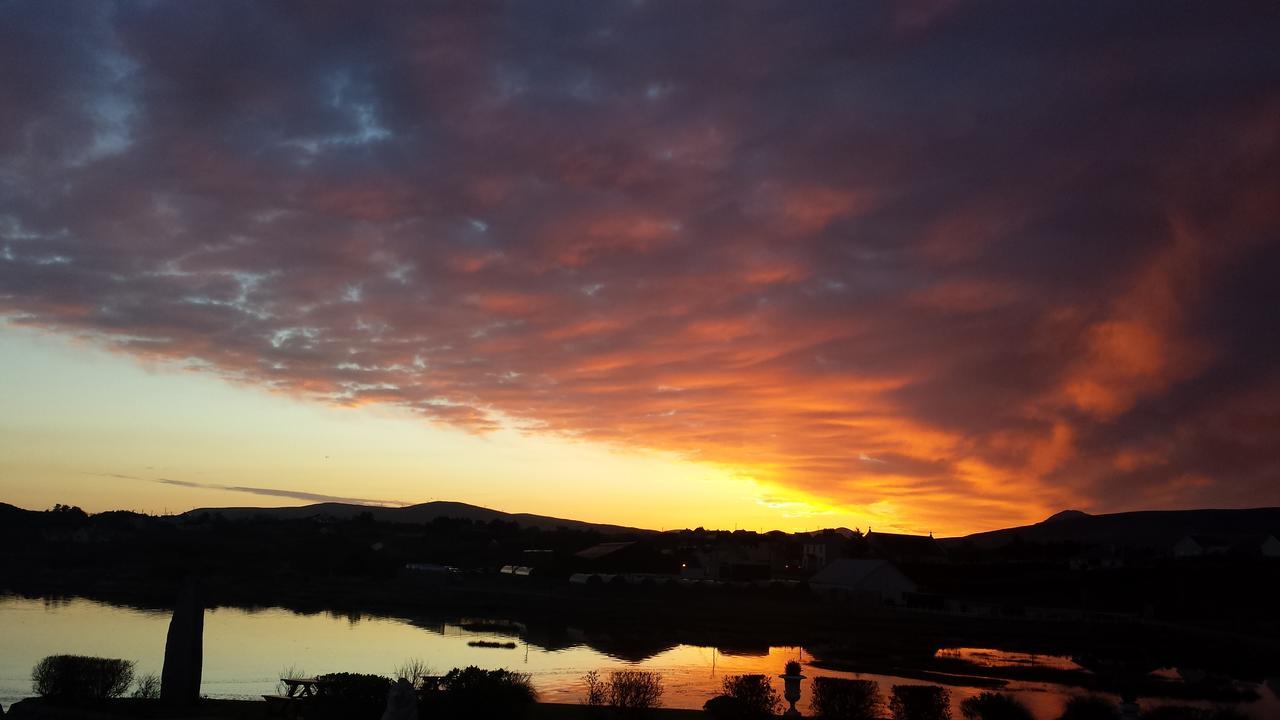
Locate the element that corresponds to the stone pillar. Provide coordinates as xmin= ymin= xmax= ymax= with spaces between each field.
xmin=160 ymin=578 xmax=205 ymax=705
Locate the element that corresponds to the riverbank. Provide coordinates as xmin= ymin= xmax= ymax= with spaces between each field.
xmin=3 ymin=699 xmax=705 ymax=719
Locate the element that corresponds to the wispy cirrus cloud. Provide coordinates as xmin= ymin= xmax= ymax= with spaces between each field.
xmin=155 ymin=479 xmax=408 ymax=508
xmin=92 ymin=473 xmax=408 ymax=508
xmin=6 ymin=2 xmax=1280 ymax=533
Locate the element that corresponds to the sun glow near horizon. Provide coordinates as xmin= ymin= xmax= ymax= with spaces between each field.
xmin=1 ymin=325 xmax=953 ymax=534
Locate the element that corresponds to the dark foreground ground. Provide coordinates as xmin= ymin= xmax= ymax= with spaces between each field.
xmin=3 ymin=699 xmax=704 ymax=719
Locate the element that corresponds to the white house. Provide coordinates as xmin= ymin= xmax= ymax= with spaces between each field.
xmin=1260 ymin=535 xmax=1280 ymax=558
xmin=1172 ymin=535 xmax=1231 ymax=558
xmin=1172 ymin=535 xmax=1204 ymax=558
xmin=808 ymin=559 xmax=917 ymax=603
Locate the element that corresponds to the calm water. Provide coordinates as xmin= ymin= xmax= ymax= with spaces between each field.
xmin=1 ymin=595 xmax=1276 ymax=718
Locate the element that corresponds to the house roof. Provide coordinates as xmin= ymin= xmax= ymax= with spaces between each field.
xmin=574 ymin=541 xmax=637 ymax=560
xmin=1177 ymin=533 xmax=1278 ymax=548
xmin=866 ymin=531 xmax=945 ymax=558
xmin=809 ymin=559 xmax=915 ymax=592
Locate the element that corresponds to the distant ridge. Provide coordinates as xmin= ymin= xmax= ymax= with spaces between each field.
xmin=943 ymin=507 xmax=1280 ymax=549
xmin=179 ymin=500 xmax=646 ymax=535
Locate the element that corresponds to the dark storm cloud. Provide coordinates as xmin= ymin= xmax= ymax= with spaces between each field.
xmin=3 ymin=1 xmax=1279 ymax=531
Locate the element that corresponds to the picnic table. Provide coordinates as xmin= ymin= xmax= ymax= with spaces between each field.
xmin=420 ymin=674 xmax=445 ymax=692
xmin=264 ymin=677 xmax=332 ymax=717
xmin=280 ymin=676 xmax=326 ymax=698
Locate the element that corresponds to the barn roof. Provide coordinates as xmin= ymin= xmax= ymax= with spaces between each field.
xmin=574 ymin=541 xmax=637 ymax=560
xmin=809 ymin=558 xmax=917 ymax=593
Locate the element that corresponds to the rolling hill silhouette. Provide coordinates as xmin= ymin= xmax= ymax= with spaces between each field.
xmin=180 ymin=500 xmax=644 ymax=534
xmin=944 ymin=507 xmax=1280 ymax=549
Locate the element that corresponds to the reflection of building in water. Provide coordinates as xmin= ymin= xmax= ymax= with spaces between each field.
xmin=569 ymin=626 xmax=679 ymax=663
xmin=934 ymin=647 xmax=1084 ymax=672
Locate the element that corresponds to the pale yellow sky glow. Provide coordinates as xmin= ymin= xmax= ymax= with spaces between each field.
xmin=0 ymin=325 xmax=859 ymax=533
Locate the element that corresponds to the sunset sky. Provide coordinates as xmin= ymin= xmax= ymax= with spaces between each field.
xmin=1 ymin=2 xmax=1278 ymax=536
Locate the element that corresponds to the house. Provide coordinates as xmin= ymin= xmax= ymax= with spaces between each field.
xmin=1172 ymin=535 xmax=1231 ymax=558
xmin=809 ymin=559 xmax=918 ymax=603
xmin=573 ymin=541 xmax=676 ymax=574
xmin=802 ymin=531 xmax=849 ymax=570
xmin=865 ymin=530 xmax=946 ymax=563
xmin=1068 ymin=546 xmax=1126 ymax=571
xmin=683 ymin=542 xmax=779 ymax=581
xmin=1261 ymin=535 xmax=1280 ymax=558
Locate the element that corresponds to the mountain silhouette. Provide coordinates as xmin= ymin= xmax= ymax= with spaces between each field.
xmin=180 ymin=500 xmax=644 ymax=534
xmin=944 ymin=507 xmax=1280 ymax=549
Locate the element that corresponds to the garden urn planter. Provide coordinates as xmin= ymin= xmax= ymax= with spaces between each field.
xmin=779 ymin=672 xmax=805 ymax=716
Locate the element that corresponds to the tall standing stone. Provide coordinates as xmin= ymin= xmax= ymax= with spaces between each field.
xmin=160 ymin=577 xmax=205 ymax=705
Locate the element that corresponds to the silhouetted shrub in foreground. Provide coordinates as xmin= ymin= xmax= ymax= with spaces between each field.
xmin=584 ymin=670 xmax=608 ymax=707
xmin=392 ymin=657 xmax=433 ymax=688
xmin=1140 ymin=706 xmax=1247 ymax=720
xmin=439 ymin=666 xmax=537 ymax=718
xmin=31 ymin=655 xmax=135 ymax=701
xmin=810 ymin=676 xmax=882 ymax=720
xmin=704 ymin=694 xmax=751 ymax=719
xmin=130 ymin=673 xmax=160 ymax=700
xmin=705 ymin=674 xmax=781 ymax=719
xmin=314 ymin=672 xmax=392 ymax=720
xmin=890 ymin=684 xmax=951 ymax=720
xmin=960 ymin=692 xmax=1033 ymax=720
xmin=1058 ymin=695 xmax=1120 ymax=720
xmin=583 ymin=669 xmax=664 ymax=714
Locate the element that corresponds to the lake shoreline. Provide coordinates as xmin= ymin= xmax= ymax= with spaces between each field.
xmin=3 ymin=593 xmax=1277 ymax=720
xmin=4 ymin=574 xmax=1276 ymax=681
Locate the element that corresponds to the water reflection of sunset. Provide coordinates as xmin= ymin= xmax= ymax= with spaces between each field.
xmin=4 ymin=597 xmax=1277 ymax=718
xmin=934 ymin=648 xmax=1084 ymax=673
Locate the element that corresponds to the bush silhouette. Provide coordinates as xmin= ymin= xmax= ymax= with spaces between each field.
xmin=959 ymin=692 xmax=1033 ymax=720
xmin=392 ymin=657 xmax=433 ymax=688
xmin=130 ymin=673 xmax=160 ymax=700
xmin=438 ymin=666 xmax=537 ymax=718
xmin=31 ymin=655 xmax=135 ymax=702
xmin=1058 ymin=695 xmax=1120 ymax=720
xmin=890 ymin=684 xmax=951 ymax=720
xmin=583 ymin=669 xmax=664 ymax=714
xmin=707 ymin=674 xmax=781 ymax=719
xmin=584 ymin=670 xmax=607 ymax=707
xmin=810 ymin=677 xmax=882 ymax=720
xmin=314 ymin=672 xmax=392 ymax=719
xmin=704 ymin=694 xmax=752 ymax=719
